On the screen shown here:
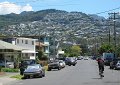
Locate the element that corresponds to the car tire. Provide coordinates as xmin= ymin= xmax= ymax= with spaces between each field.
xmin=58 ymin=67 xmax=61 ymax=70
xmin=48 ymin=68 xmax=51 ymax=71
xmin=24 ymin=75 xmax=29 ymax=79
xmin=114 ymin=67 xmax=117 ymax=70
xmin=42 ymin=72 xmax=45 ymax=77
xmin=38 ymin=74 xmax=43 ymax=78
xmin=73 ymin=64 xmax=76 ymax=66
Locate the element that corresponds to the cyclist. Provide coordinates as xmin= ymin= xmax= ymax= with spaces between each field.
xmin=97 ymin=57 xmax=104 ymax=76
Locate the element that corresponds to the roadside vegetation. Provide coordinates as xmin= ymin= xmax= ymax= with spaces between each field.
xmin=98 ymin=43 xmax=120 ymax=57
xmin=10 ymin=74 xmax=23 ymax=80
xmin=64 ymin=45 xmax=82 ymax=57
xmin=1 ymin=68 xmax=19 ymax=72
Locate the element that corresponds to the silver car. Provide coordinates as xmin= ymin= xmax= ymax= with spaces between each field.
xmin=23 ymin=64 xmax=45 ymax=78
xmin=59 ymin=60 xmax=66 ymax=68
xmin=115 ymin=61 xmax=120 ymax=70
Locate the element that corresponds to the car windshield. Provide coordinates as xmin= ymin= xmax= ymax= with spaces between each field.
xmin=27 ymin=65 xmax=40 ymax=69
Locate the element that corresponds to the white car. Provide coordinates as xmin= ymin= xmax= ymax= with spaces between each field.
xmin=84 ymin=57 xmax=89 ymax=60
xmin=115 ymin=61 xmax=120 ymax=70
xmin=6 ymin=62 xmax=14 ymax=68
xmin=59 ymin=60 xmax=66 ymax=68
xmin=0 ymin=60 xmax=14 ymax=68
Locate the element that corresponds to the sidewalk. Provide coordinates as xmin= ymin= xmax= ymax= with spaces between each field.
xmin=0 ymin=72 xmax=19 ymax=85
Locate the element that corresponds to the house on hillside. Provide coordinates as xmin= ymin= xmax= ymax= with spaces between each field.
xmin=38 ymin=36 xmax=50 ymax=57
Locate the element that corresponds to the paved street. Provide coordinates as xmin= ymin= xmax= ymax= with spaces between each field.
xmin=10 ymin=60 xmax=120 ymax=85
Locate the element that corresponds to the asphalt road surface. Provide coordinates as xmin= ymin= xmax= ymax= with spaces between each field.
xmin=10 ymin=59 xmax=120 ymax=85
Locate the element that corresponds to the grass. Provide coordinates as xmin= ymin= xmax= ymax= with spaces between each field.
xmin=10 ymin=74 xmax=23 ymax=80
xmin=44 ymin=65 xmax=48 ymax=71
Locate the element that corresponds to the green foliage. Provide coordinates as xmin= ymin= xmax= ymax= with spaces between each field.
xmin=63 ymin=45 xmax=82 ymax=57
xmin=70 ymin=45 xmax=82 ymax=56
xmin=0 ymin=66 xmax=2 ymax=72
xmin=1 ymin=68 xmax=19 ymax=72
xmin=37 ymin=50 xmax=48 ymax=60
xmin=44 ymin=66 xmax=48 ymax=71
xmin=98 ymin=44 xmax=114 ymax=55
xmin=39 ymin=56 xmax=48 ymax=60
xmin=38 ymin=50 xmax=44 ymax=60
xmin=10 ymin=74 xmax=23 ymax=80
xmin=64 ymin=53 xmax=69 ymax=57
xmin=116 ymin=45 xmax=120 ymax=57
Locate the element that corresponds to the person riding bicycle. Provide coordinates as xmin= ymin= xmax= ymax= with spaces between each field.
xmin=97 ymin=57 xmax=104 ymax=74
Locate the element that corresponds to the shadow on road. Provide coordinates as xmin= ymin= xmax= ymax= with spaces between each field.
xmin=104 ymin=81 xmax=120 ymax=84
xmin=92 ymin=78 xmax=102 ymax=80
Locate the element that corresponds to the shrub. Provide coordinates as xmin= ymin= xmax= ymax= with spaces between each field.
xmin=39 ymin=60 xmax=48 ymax=66
xmin=10 ymin=74 xmax=23 ymax=80
xmin=1 ymin=68 xmax=19 ymax=72
xmin=0 ymin=66 xmax=2 ymax=72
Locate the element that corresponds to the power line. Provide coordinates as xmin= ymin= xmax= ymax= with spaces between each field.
xmin=96 ymin=7 xmax=120 ymax=15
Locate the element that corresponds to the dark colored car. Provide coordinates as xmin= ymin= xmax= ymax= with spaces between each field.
xmin=48 ymin=60 xmax=61 ymax=71
xmin=23 ymin=64 xmax=45 ymax=78
xmin=0 ymin=60 xmax=5 ymax=67
xmin=65 ymin=57 xmax=77 ymax=66
xmin=110 ymin=58 xmax=120 ymax=69
xmin=104 ymin=58 xmax=113 ymax=66
xmin=19 ymin=59 xmax=36 ymax=69
xmin=22 ymin=59 xmax=36 ymax=65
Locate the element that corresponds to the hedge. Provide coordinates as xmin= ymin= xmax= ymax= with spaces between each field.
xmin=1 ymin=68 xmax=19 ymax=72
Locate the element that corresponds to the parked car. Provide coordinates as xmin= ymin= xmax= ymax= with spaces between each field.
xmin=23 ymin=64 xmax=45 ymax=79
xmin=110 ymin=58 xmax=120 ymax=69
xmin=48 ymin=60 xmax=61 ymax=71
xmin=59 ymin=60 xmax=65 ymax=68
xmin=19 ymin=59 xmax=36 ymax=68
xmin=84 ymin=57 xmax=89 ymax=60
xmin=114 ymin=61 xmax=120 ymax=70
xmin=6 ymin=61 xmax=14 ymax=68
xmin=0 ymin=60 xmax=5 ymax=67
xmin=0 ymin=60 xmax=14 ymax=68
xmin=65 ymin=57 xmax=77 ymax=66
xmin=77 ymin=56 xmax=83 ymax=60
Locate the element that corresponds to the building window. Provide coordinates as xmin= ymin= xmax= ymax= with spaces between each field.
xmin=46 ymin=37 xmax=48 ymax=40
xmin=25 ymin=40 xmax=28 ymax=44
xmin=22 ymin=40 xmax=23 ymax=43
xmin=25 ymin=53 xmax=28 ymax=57
xmin=32 ymin=41 xmax=34 ymax=45
xmin=17 ymin=39 xmax=19 ymax=44
xmin=32 ymin=53 xmax=34 ymax=56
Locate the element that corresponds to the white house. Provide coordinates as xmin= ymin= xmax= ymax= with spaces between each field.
xmin=15 ymin=37 xmax=38 ymax=60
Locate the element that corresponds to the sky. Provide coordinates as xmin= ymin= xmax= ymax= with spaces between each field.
xmin=0 ymin=0 xmax=120 ymax=18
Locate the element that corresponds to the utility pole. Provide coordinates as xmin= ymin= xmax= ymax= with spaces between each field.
xmin=109 ymin=12 xmax=119 ymax=58
xmin=107 ymin=20 xmax=111 ymax=45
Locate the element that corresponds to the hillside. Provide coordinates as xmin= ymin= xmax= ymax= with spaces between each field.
xmin=0 ymin=9 xmax=119 ymax=44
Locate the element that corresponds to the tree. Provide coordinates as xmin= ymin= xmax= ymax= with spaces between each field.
xmin=116 ymin=45 xmax=120 ymax=57
xmin=69 ymin=45 xmax=82 ymax=57
xmin=38 ymin=50 xmax=48 ymax=60
xmin=38 ymin=50 xmax=43 ymax=60
xmin=98 ymin=44 xmax=114 ymax=55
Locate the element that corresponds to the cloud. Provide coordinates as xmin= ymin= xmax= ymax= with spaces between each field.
xmin=0 ymin=1 xmax=33 ymax=15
